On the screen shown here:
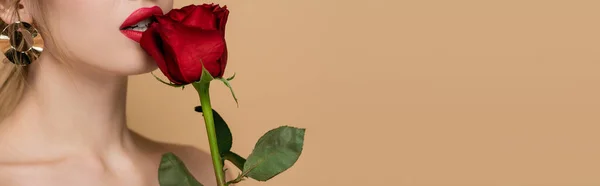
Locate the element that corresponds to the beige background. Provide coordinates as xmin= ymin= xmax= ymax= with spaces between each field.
xmin=127 ymin=0 xmax=600 ymax=185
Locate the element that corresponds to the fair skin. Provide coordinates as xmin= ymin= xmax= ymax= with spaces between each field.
xmin=0 ymin=0 xmax=227 ymax=185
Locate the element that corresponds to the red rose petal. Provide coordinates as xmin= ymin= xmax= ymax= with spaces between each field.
xmin=216 ymin=6 xmax=229 ymax=32
xmin=158 ymin=20 xmax=225 ymax=81
xmin=181 ymin=6 xmax=216 ymax=30
xmin=154 ymin=21 xmax=193 ymax=84
xmin=140 ymin=24 xmax=184 ymax=85
xmin=165 ymin=5 xmax=196 ymax=22
xmin=159 ymin=23 xmax=226 ymax=81
xmin=218 ymin=42 xmax=228 ymax=78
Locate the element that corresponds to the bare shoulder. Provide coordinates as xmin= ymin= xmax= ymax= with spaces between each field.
xmin=129 ymin=131 xmax=235 ymax=186
xmin=160 ymin=143 xmax=235 ymax=186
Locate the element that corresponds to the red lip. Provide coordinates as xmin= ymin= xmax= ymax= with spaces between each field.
xmin=120 ymin=6 xmax=163 ymax=43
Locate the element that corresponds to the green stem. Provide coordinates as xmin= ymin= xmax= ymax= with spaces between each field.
xmin=193 ymin=82 xmax=227 ymax=186
xmin=223 ymin=151 xmax=246 ymax=171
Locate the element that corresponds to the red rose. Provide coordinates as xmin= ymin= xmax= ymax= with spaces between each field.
xmin=141 ymin=4 xmax=229 ymax=85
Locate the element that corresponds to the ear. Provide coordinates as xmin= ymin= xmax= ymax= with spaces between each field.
xmin=0 ymin=0 xmax=33 ymax=24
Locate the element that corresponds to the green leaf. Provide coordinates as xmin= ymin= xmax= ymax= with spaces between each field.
xmin=194 ymin=106 xmax=233 ymax=155
xmin=198 ymin=64 xmax=214 ymax=84
xmin=151 ymin=72 xmax=185 ymax=89
xmin=243 ymin=126 xmax=306 ymax=181
xmin=217 ymin=77 xmax=239 ymax=107
xmin=158 ymin=152 xmax=203 ymax=186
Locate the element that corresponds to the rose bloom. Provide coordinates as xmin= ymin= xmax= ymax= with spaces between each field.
xmin=141 ymin=4 xmax=229 ymax=85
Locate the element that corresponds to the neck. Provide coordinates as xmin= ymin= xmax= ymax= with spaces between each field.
xmin=2 ymin=53 xmax=134 ymax=155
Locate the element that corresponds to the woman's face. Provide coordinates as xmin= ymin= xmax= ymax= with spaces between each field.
xmin=31 ymin=0 xmax=174 ymax=75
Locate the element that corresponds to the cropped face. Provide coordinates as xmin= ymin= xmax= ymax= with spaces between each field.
xmin=6 ymin=0 xmax=174 ymax=75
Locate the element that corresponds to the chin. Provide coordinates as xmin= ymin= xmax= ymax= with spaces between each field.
xmin=134 ymin=62 xmax=159 ymax=75
xmin=128 ymin=63 xmax=158 ymax=75
xmin=108 ymin=59 xmax=158 ymax=76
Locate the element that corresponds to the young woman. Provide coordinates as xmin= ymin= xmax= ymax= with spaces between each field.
xmin=0 ymin=0 xmax=218 ymax=185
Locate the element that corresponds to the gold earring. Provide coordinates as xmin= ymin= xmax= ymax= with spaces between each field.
xmin=0 ymin=20 xmax=43 ymax=66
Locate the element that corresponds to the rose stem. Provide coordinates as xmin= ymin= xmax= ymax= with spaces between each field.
xmin=193 ymin=82 xmax=227 ymax=186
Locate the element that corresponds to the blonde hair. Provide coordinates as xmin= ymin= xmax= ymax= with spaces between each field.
xmin=0 ymin=0 xmax=50 ymax=120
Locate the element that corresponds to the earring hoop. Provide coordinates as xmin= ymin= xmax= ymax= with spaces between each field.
xmin=0 ymin=20 xmax=43 ymax=66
